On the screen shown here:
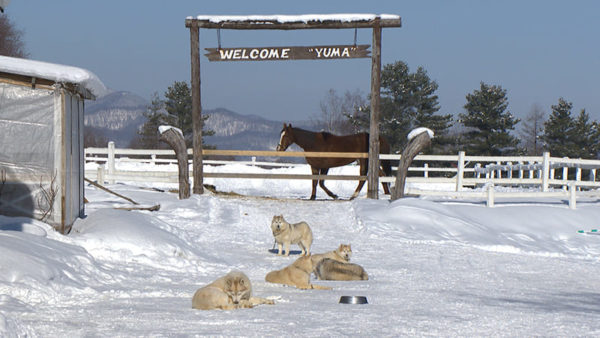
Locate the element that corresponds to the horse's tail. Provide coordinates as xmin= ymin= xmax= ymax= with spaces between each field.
xmin=362 ymin=133 xmax=393 ymax=177
xmin=379 ymin=136 xmax=393 ymax=177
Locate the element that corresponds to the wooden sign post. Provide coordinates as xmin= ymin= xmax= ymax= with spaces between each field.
xmin=185 ymin=14 xmax=401 ymax=199
xmin=205 ymin=45 xmax=370 ymax=62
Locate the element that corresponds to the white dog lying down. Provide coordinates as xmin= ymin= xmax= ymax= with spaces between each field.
xmin=192 ymin=270 xmax=275 ymax=310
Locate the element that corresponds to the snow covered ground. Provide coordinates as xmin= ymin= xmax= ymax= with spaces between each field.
xmin=2 ymin=162 xmax=600 ymax=336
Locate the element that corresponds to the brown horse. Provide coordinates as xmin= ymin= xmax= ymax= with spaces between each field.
xmin=276 ymin=123 xmax=392 ymax=200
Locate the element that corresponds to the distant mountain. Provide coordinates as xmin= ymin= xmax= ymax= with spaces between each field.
xmin=203 ymin=108 xmax=283 ymax=151
xmin=84 ymin=91 xmax=310 ymax=150
xmin=85 ymin=91 xmax=147 ymax=147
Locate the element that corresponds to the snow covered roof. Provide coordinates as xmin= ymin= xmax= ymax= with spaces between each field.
xmin=186 ymin=13 xmax=401 ymax=29
xmin=0 ymin=55 xmax=107 ymax=99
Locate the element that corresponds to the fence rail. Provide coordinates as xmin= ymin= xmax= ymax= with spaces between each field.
xmin=85 ymin=142 xmax=600 ymax=208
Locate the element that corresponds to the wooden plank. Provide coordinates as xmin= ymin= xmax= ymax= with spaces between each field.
xmin=185 ymin=16 xmax=401 ymax=30
xmin=189 ymin=22 xmax=204 ymax=194
xmin=84 ymin=178 xmax=139 ymax=205
xmin=201 ymin=149 xmax=369 ymax=158
xmin=204 ymin=45 xmax=370 ymax=62
xmin=99 ymin=171 xmax=366 ymax=181
xmin=204 ymin=173 xmax=366 ymax=180
xmin=367 ymin=18 xmax=382 ymax=199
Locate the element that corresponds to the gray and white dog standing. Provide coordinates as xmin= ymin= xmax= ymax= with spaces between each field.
xmin=270 ymin=215 xmax=313 ymax=256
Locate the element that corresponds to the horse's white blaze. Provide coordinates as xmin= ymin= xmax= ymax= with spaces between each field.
xmin=278 ymin=131 xmax=286 ymax=149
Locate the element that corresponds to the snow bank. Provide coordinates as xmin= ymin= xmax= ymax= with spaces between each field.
xmin=355 ymin=197 xmax=600 ymax=258
xmin=1 ymin=162 xmax=600 ymax=336
xmin=70 ymin=209 xmax=202 ymax=270
xmin=0 ymin=216 xmax=102 ymax=304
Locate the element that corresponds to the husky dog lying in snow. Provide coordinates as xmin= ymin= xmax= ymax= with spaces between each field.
xmin=271 ymin=215 xmax=313 ymax=256
xmin=265 ymin=255 xmax=331 ymax=290
xmin=314 ymin=258 xmax=369 ymax=281
xmin=310 ymin=243 xmax=352 ymax=268
xmin=192 ymin=270 xmax=274 ymax=310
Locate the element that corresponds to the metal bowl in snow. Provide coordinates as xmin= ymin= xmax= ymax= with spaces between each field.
xmin=339 ymin=296 xmax=368 ymax=304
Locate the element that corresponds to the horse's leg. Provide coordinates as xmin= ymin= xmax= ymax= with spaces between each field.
xmin=350 ymin=159 xmax=368 ymax=200
xmin=318 ymin=168 xmax=338 ymax=200
xmin=310 ymin=167 xmax=319 ymax=200
xmin=379 ymin=167 xmax=391 ymax=195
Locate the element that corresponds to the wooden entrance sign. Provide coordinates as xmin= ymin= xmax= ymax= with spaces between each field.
xmin=205 ymin=45 xmax=370 ymax=61
xmin=186 ymin=14 xmax=401 ymax=198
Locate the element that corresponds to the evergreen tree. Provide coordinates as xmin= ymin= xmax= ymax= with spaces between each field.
xmin=459 ymin=82 xmax=520 ymax=155
xmin=163 ymin=81 xmax=214 ymax=147
xmin=571 ymin=109 xmax=600 ymax=158
xmin=164 ymin=81 xmax=193 ymax=144
xmin=541 ymin=98 xmax=575 ymax=157
xmin=348 ymin=61 xmax=453 ymax=153
xmin=130 ymin=92 xmax=169 ymax=149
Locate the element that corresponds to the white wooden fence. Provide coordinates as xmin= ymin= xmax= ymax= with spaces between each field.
xmin=85 ymin=142 xmax=600 ymax=208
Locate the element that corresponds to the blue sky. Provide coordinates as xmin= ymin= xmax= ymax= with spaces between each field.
xmin=6 ymin=0 xmax=600 ymax=122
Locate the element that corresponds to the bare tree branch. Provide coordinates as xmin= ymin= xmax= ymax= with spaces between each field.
xmin=38 ymin=171 xmax=57 ymax=222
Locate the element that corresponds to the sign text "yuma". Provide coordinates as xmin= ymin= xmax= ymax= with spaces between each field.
xmin=204 ymin=45 xmax=370 ymax=62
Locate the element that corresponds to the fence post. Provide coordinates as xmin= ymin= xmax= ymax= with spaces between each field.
xmin=456 ymin=151 xmax=465 ymax=192
xmin=542 ymin=152 xmax=550 ymax=192
xmin=424 ymin=163 xmax=429 ymax=178
xmin=486 ymin=183 xmax=495 ymax=207
xmin=561 ymin=166 xmax=568 ymax=190
xmin=576 ymin=167 xmax=582 ymax=188
xmin=518 ymin=161 xmax=523 ymax=179
xmin=151 ymin=154 xmax=156 ymax=166
xmin=97 ymin=165 xmax=105 ymax=185
xmin=591 ymin=169 xmax=597 ymax=182
xmin=569 ymin=182 xmax=576 ymax=209
xmin=496 ymin=161 xmax=502 ymax=179
xmin=107 ymin=141 xmax=115 ymax=184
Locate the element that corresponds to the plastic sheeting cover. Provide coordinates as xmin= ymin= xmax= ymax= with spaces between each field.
xmin=0 ymin=82 xmax=54 ymax=175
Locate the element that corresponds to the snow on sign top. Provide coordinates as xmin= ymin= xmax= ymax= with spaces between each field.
xmin=187 ymin=14 xmax=401 ymax=29
xmin=0 ymin=55 xmax=107 ymax=99
xmin=189 ymin=14 xmax=400 ymax=23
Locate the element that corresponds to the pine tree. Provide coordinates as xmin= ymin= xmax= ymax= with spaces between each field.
xmin=459 ymin=82 xmax=520 ymax=155
xmin=542 ymin=98 xmax=575 ymax=157
xmin=164 ymin=81 xmax=193 ymax=145
xmin=571 ymin=109 xmax=600 ymax=158
xmin=348 ymin=61 xmax=453 ymax=153
xmin=130 ymin=92 xmax=169 ymax=149
xmin=163 ymin=81 xmax=214 ymax=147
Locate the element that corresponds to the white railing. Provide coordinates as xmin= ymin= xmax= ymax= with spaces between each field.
xmin=85 ymin=142 xmax=600 ymax=208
